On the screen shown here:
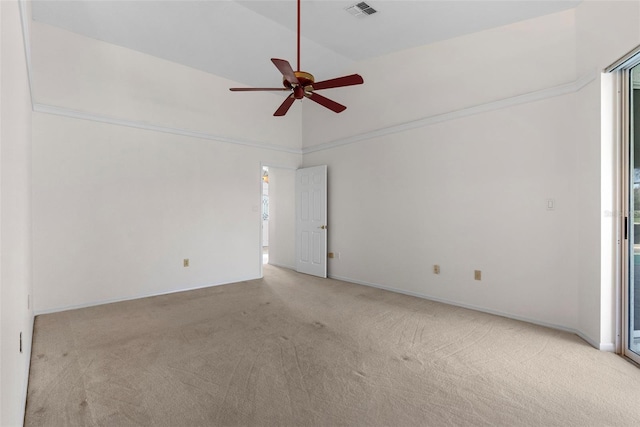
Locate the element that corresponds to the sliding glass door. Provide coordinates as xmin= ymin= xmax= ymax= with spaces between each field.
xmin=627 ymin=64 xmax=640 ymax=363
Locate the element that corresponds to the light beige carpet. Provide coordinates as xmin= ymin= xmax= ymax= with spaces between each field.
xmin=25 ymin=265 xmax=640 ymax=426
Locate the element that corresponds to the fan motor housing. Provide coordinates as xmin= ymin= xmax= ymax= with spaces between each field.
xmin=284 ymin=71 xmax=315 ymax=94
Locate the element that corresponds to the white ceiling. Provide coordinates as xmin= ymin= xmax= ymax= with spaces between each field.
xmin=31 ymin=1 xmax=581 ymax=88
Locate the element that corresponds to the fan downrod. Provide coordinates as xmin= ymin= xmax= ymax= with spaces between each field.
xmin=228 ymin=0 xmax=363 ymax=116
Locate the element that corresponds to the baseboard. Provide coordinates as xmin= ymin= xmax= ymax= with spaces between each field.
xmin=574 ymin=330 xmax=606 ymax=350
xmin=267 ymin=262 xmax=296 ymax=270
xmin=33 ymin=275 xmax=260 ymax=316
xmin=598 ymin=342 xmax=616 ymax=352
xmin=328 ymin=274 xmax=601 ymax=348
xmin=21 ymin=313 xmax=35 ymax=426
xmin=32 ymin=271 xmax=614 ymax=352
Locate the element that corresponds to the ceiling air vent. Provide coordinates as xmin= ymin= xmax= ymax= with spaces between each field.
xmin=345 ymin=2 xmax=377 ymax=18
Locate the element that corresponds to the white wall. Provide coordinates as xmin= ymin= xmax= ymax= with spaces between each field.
xmin=30 ymin=23 xmax=301 ymax=313
xmin=31 ymin=22 xmax=302 ymax=152
xmin=32 ymin=114 xmax=299 ymax=312
xmin=306 ymin=93 xmax=580 ymax=329
xmin=302 ymin=9 xmax=577 ymax=149
xmin=1 ymin=1 xmax=34 ymax=425
xmin=303 ymin=9 xmax=583 ymax=331
xmin=302 ymin=2 xmax=640 ymax=345
xmin=267 ymin=167 xmax=296 ymax=269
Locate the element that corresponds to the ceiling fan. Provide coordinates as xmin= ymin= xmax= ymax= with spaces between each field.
xmin=229 ymin=0 xmax=364 ymax=116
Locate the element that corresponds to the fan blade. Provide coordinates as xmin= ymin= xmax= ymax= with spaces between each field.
xmin=274 ymin=95 xmax=296 ymax=116
xmin=230 ymin=88 xmax=289 ymax=91
xmin=306 ymin=92 xmax=346 ymax=113
xmin=312 ymin=74 xmax=364 ymax=91
xmin=271 ymin=58 xmax=299 ymax=85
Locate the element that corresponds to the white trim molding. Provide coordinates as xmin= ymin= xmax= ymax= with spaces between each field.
xmin=303 ymin=71 xmax=598 ymax=154
xmin=260 ymin=162 xmax=299 ymax=171
xmin=33 ymin=71 xmax=597 ymax=156
xmin=33 ymin=103 xmax=303 ymax=154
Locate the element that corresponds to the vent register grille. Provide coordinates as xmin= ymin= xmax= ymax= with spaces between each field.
xmin=345 ymin=2 xmax=377 ymax=17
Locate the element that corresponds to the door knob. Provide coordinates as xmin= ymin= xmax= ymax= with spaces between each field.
xmin=319 ymin=225 xmax=327 ymax=230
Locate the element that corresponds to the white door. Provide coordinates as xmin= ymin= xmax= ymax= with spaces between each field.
xmin=296 ymin=165 xmax=327 ymax=278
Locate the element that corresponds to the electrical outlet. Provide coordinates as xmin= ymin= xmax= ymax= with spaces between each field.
xmin=337 ymin=252 xmax=341 ymax=259
xmin=474 ymin=270 xmax=482 ymax=281
xmin=183 ymin=259 xmax=189 ymax=267
xmin=328 ymin=252 xmax=335 ymax=259
xmin=433 ymin=265 xmax=440 ymax=274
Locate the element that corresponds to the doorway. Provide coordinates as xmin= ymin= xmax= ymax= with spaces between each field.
xmin=259 ymin=164 xmax=297 ymax=276
xmin=262 ymin=166 xmax=270 ymax=265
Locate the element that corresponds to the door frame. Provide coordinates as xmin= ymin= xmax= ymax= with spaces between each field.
xmin=606 ymin=44 xmax=640 ymax=363
xmin=611 ymin=60 xmax=640 ymax=365
xmin=620 ymin=67 xmax=633 ymax=361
